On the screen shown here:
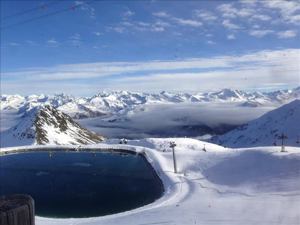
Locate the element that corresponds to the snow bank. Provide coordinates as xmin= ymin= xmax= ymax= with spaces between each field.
xmin=1 ymin=138 xmax=300 ymax=225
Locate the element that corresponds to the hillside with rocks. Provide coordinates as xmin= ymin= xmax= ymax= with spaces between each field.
xmin=0 ymin=105 xmax=104 ymax=147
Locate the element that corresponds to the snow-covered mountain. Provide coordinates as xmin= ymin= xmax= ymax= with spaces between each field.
xmin=214 ymin=99 xmax=300 ymax=147
xmin=0 ymin=105 xmax=104 ymax=147
xmin=1 ymin=87 xmax=299 ymax=141
xmin=1 ymin=87 xmax=299 ymax=119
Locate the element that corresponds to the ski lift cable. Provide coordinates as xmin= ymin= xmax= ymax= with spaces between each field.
xmin=0 ymin=0 xmax=95 ymax=30
xmin=1 ymin=0 xmax=63 ymax=21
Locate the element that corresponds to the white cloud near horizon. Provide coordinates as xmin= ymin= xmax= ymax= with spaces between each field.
xmin=1 ymin=48 xmax=300 ymax=95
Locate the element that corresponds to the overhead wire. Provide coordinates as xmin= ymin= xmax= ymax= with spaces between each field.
xmin=0 ymin=0 xmax=94 ymax=30
xmin=1 ymin=0 xmax=62 ymax=21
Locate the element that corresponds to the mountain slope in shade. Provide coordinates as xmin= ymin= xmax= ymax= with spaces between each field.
xmin=214 ymin=100 xmax=300 ymax=147
xmin=0 ymin=105 xmax=104 ymax=147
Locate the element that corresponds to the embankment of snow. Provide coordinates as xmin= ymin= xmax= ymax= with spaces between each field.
xmin=1 ymin=138 xmax=300 ymax=225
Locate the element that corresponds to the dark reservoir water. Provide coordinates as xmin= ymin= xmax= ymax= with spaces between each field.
xmin=0 ymin=150 xmax=163 ymax=218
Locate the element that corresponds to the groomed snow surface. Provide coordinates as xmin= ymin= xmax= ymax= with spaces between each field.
xmin=1 ymin=138 xmax=300 ymax=225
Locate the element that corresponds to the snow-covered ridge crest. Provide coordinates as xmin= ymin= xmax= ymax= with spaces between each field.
xmin=214 ymin=99 xmax=300 ymax=147
xmin=1 ymin=87 xmax=299 ymax=119
xmin=0 ymin=105 xmax=104 ymax=147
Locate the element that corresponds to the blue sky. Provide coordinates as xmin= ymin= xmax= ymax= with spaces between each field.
xmin=1 ymin=0 xmax=300 ymax=95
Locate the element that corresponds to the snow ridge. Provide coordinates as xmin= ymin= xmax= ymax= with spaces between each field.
xmin=214 ymin=99 xmax=300 ymax=147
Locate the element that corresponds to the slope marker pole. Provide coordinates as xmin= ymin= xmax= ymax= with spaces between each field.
xmin=170 ymin=141 xmax=177 ymax=173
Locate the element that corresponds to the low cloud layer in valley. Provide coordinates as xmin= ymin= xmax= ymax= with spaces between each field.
xmin=78 ymin=103 xmax=274 ymax=139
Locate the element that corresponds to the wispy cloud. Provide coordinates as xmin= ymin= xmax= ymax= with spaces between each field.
xmin=249 ymin=29 xmax=273 ymax=38
xmin=47 ymin=38 xmax=59 ymax=47
xmin=75 ymin=1 xmax=96 ymax=19
xmin=69 ymin=33 xmax=81 ymax=46
xmin=122 ymin=9 xmax=135 ymax=18
xmin=217 ymin=3 xmax=238 ymax=18
xmin=173 ymin=17 xmax=202 ymax=27
xmin=108 ymin=19 xmax=169 ymax=34
xmin=2 ymin=48 xmax=299 ymax=95
xmin=207 ymin=40 xmax=216 ymax=45
xmin=217 ymin=3 xmax=255 ymax=18
xmin=239 ymin=0 xmax=258 ymax=5
xmin=262 ymin=0 xmax=300 ymax=24
xmin=153 ymin=11 xmax=170 ymax=18
xmin=222 ymin=19 xmax=240 ymax=29
xmin=277 ymin=30 xmax=297 ymax=38
xmin=217 ymin=2 xmax=259 ymax=19
xmin=107 ymin=1 xmax=298 ymax=39
xmin=194 ymin=10 xmax=217 ymax=21
xmin=227 ymin=34 xmax=236 ymax=40
xmin=9 ymin=42 xmax=20 ymax=47
xmin=218 ymin=0 xmax=300 ymax=28
xmin=2 ymin=48 xmax=299 ymax=85
xmin=93 ymin=32 xmax=102 ymax=36
xmin=107 ymin=26 xmax=125 ymax=33
xmin=25 ymin=40 xmax=37 ymax=46
xmin=153 ymin=11 xmax=202 ymax=28
xmin=151 ymin=26 xmax=165 ymax=32
xmin=251 ymin=14 xmax=271 ymax=21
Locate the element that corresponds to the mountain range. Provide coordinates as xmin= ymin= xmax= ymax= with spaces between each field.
xmin=1 ymin=87 xmax=299 ymax=119
xmin=1 ymin=87 xmax=299 ymax=146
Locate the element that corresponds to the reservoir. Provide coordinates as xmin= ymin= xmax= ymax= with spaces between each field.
xmin=0 ymin=150 xmax=164 ymax=218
